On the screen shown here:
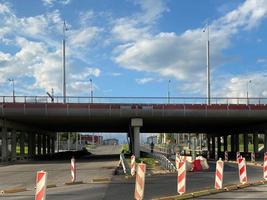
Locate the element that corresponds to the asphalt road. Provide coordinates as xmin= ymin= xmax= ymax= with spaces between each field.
xmin=197 ymin=184 xmax=267 ymax=199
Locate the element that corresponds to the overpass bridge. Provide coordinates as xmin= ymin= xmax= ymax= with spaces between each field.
xmin=1 ymin=96 xmax=267 ymax=159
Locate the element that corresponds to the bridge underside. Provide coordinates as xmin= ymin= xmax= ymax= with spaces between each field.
xmin=1 ymin=102 xmax=267 ymax=160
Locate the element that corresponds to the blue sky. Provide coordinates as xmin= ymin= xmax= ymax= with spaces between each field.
xmin=0 ymin=0 xmax=267 ymax=100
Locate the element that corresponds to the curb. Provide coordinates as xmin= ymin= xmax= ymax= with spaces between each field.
xmin=47 ymin=184 xmax=57 ymax=188
xmin=0 ymin=187 xmax=27 ymax=194
xmin=65 ymin=181 xmax=84 ymax=185
xmin=91 ymin=177 xmax=111 ymax=183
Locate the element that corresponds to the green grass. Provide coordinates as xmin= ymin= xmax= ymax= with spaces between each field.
xmin=121 ymin=144 xmax=129 ymax=153
xmin=127 ymin=154 xmax=156 ymax=168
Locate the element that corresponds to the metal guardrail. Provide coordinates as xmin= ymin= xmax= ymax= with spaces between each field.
xmin=1 ymin=96 xmax=267 ymax=105
xmin=120 ymin=153 xmax=130 ymax=174
xmin=142 ymin=146 xmax=176 ymax=172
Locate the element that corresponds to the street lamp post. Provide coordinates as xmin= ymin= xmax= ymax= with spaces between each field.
xmin=168 ymin=80 xmax=171 ymax=104
xmin=8 ymin=78 xmax=15 ymax=103
xmin=62 ymin=21 xmax=68 ymax=104
xmin=203 ymin=24 xmax=211 ymax=105
xmin=90 ymin=79 xmax=93 ymax=103
xmin=247 ymin=80 xmax=252 ymax=105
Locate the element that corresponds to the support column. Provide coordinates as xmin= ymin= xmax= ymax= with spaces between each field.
xmin=28 ymin=133 xmax=33 ymax=159
xmin=11 ymin=129 xmax=17 ymax=161
xmin=253 ymin=133 xmax=259 ymax=153
xmin=47 ymin=135 xmax=51 ymax=154
xmin=244 ymin=133 xmax=248 ymax=152
xmin=264 ymin=132 xmax=267 ymax=153
xmin=1 ymin=127 xmax=8 ymax=162
xmin=37 ymin=133 xmax=42 ymax=155
xmin=223 ymin=135 xmax=227 ymax=152
xmin=131 ymin=118 xmax=143 ymax=158
xmin=234 ymin=134 xmax=239 ymax=152
xmin=211 ymin=136 xmax=215 ymax=159
xmin=207 ymin=136 xmax=211 ymax=152
xmin=20 ymin=132 xmax=25 ymax=159
xmin=217 ymin=136 xmax=221 ymax=153
xmin=42 ymin=134 xmax=46 ymax=155
xmin=231 ymin=134 xmax=234 ymax=152
xmin=51 ymin=137 xmax=55 ymax=154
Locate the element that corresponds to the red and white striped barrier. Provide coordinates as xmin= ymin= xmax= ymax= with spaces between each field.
xmin=251 ymin=152 xmax=255 ymax=163
xmin=131 ymin=155 xmax=136 ymax=176
xmin=236 ymin=152 xmax=240 ymax=162
xmin=35 ymin=170 xmax=47 ymax=200
xmin=215 ymin=158 xmax=224 ymax=189
xmin=135 ymin=163 xmax=146 ymax=200
xmin=224 ymin=151 xmax=228 ymax=161
xmin=71 ymin=156 xmax=76 ymax=183
xmin=238 ymin=157 xmax=248 ymax=184
xmin=264 ymin=153 xmax=267 ymax=180
xmin=177 ymin=161 xmax=186 ymax=195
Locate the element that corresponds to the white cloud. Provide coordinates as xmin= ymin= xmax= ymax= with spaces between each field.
xmin=0 ymin=3 xmax=101 ymax=96
xmin=113 ymin=0 xmax=267 ymax=96
xmin=42 ymin=0 xmax=71 ymax=7
xmin=136 ymin=77 xmax=154 ymax=84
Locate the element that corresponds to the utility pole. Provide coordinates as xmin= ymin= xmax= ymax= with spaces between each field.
xmin=168 ymin=80 xmax=171 ymax=104
xmin=62 ymin=21 xmax=68 ymax=103
xmin=90 ymin=79 xmax=93 ymax=103
xmin=8 ymin=78 xmax=15 ymax=103
xmin=203 ymin=24 xmax=211 ymax=105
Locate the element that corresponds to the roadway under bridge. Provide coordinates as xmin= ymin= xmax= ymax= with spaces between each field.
xmin=1 ymin=96 xmax=267 ymax=159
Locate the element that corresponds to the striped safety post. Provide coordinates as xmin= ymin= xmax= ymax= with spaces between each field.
xmin=35 ymin=170 xmax=47 ymax=200
xmin=224 ymin=151 xmax=228 ymax=161
xmin=238 ymin=157 xmax=248 ymax=184
xmin=215 ymin=158 xmax=224 ymax=189
xmin=176 ymin=152 xmax=180 ymax=169
xmin=177 ymin=160 xmax=186 ymax=195
xmin=236 ymin=152 xmax=240 ymax=162
xmin=71 ymin=156 xmax=76 ymax=183
xmin=264 ymin=153 xmax=267 ymax=180
xmin=131 ymin=155 xmax=136 ymax=176
xmin=251 ymin=152 xmax=255 ymax=163
xmin=135 ymin=162 xmax=146 ymax=200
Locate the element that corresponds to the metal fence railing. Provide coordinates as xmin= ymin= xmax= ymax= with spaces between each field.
xmin=1 ymin=96 xmax=267 ymax=105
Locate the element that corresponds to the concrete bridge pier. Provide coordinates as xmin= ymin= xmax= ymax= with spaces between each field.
xmin=243 ymin=134 xmax=248 ymax=153
xmin=253 ymin=133 xmax=259 ymax=153
xmin=11 ymin=129 xmax=16 ymax=161
xmin=211 ymin=136 xmax=216 ymax=158
xmin=20 ymin=132 xmax=25 ymax=160
xmin=42 ymin=134 xmax=47 ymax=155
xmin=1 ymin=127 xmax=8 ymax=162
xmin=223 ymin=135 xmax=228 ymax=152
xmin=131 ymin=118 xmax=143 ymax=158
xmin=37 ymin=133 xmax=42 ymax=155
xmin=47 ymin=135 xmax=51 ymax=154
xmin=264 ymin=132 xmax=267 ymax=152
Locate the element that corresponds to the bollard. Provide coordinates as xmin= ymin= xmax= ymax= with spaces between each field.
xmin=238 ymin=157 xmax=248 ymax=184
xmin=131 ymin=155 xmax=136 ymax=176
xmin=264 ymin=153 xmax=267 ymax=180
xmin=177 ymin=161 xmax=186 ymax=195
xmin=224 ymin=151 xmax=228 ymax=161
xmin=176 ymin=152 xmax=180 ymax=170
xmin=71 ymin=156 xmax=76 ymax=183
xmin=35 ymin=170 xmax=47 ymax=200
xmin=134 ymin=163 xmax=146 ymax=200
xmin=215 ymin=158 xmax=224 ymax=189
xmin=251 ymin=152 xmax=255 ymax=163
